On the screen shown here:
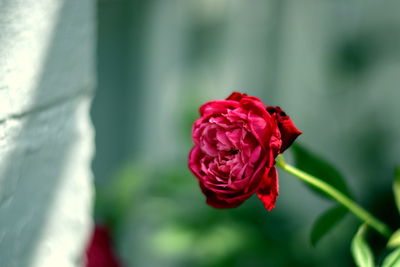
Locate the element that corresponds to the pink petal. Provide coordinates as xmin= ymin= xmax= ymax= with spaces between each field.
xmin=249 ymin=146 xmax=262 ymax=164
xmin=199 ymin=100 xmax=239 ymax=117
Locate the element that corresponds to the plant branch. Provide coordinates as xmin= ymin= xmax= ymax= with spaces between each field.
xmin=276 ymin=155 xmax=392 ymax=238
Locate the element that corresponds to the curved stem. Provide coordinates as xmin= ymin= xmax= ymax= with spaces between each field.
xmin=276 ymin=156 xmax=392 ymax=238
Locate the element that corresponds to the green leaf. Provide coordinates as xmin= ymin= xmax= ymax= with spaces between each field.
xmin=393 ymin=167 xmax=400 ymax=214
xmin=382 ymin=247 xmax=400 ymax=267
xmin=291 ymin=144 xmax=352 ymax=200
xmin=310 ymin=205 xmax=347 ymax=246
xmin=352 ymin=224 xmax=374 ymax=267
xmin=387 ymin=229 xmax=400 ymax=249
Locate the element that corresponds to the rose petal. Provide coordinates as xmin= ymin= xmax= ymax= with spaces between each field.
xmin=248 ymin=111 xmax=272 ymax=149
xmin=226 ymin=92 xmax=246 ymax=101
xmin=226 ymin=108 xmax=248 ymax=121
xmin=199 ymin=100 xmax=239 ymax=117
xmin=209 ymin=116 xmax=231 ymax=128
xmin=257 ymin=167 xmax=279 ymax=211
xmin=225 ymin=128 xmax=242 ymax=145
xmin=249 ymin=145 xmax=262 ymax=164
xmin=188 ymin=147 xmax=205 ymax=179
xmin=240 ymin=95 xmax=270 ymax=117
xmin=199 ymin=182 xmax=245 ymax=208
xmin=267 ymin=106 xmax=302 ymax=152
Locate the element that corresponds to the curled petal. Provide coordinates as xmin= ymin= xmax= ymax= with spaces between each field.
xmin=267 ymin=106 xmax=302 ymax=152
xmin=228 ymin=92 xmax=271 ymax=118
xmin=248 ymin=111 xmax=273 ymax=149
xmin=226 ymin=91 xmax=246 ymax=101
xmin=257 ymin=167 xmax=279 ymax=211
xmin=188 ymin=146 xmax=205 ymax=179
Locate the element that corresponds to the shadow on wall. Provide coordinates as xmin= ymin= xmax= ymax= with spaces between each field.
xmin=0 ymin=0 xmax=94 ymax=266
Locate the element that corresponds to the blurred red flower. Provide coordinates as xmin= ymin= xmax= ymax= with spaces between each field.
xmin=85 ymin=225 xmax=122 ymax=267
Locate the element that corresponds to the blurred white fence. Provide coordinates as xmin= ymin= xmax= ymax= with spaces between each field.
xmin=0 ymin=0 xmax=95 ymax=266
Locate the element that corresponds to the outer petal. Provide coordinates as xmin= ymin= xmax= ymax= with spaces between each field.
xmin=199 ymin=183 xmax=245 ymax=209
xmin=240 ymin=95 xmax=270 ymax=117
xmin=267 ymin=106 xmax=302 ymax=152
xmin=227 ymin=92 xmax=271 ymax=118
xmin=199 ymin=100 xmax=239 ymax=117
xmin=226 ymin=91 xmax=246 ymax=101
xmin=188 ymin=146 xmax=204 ymax=179
xmin=257 ymin=167 xmax=279 ymax=211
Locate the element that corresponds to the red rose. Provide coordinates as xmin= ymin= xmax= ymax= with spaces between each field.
xmin=188 ymin=92 xmax=301 ymax=211
xmin=85 ymin=225 xmax=122 ymax=267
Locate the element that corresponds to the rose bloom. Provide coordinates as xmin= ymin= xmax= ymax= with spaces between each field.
xmin=188 ymin=92 xmax=301 ymax=211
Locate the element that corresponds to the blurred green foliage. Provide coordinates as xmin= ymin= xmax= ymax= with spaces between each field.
xmin=95 ymin=160 xmax=353 ymax=267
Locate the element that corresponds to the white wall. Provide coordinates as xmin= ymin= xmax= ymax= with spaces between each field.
xmin=0 ymin=0 xmax=95 ymax=266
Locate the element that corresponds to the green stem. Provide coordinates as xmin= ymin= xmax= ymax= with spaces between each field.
xmin=276 ymin=156 xmax=392 ymax=238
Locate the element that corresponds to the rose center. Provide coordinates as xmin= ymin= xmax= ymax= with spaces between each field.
xmin=229 ymin=149 xmax=239 ymax=155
